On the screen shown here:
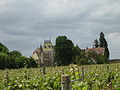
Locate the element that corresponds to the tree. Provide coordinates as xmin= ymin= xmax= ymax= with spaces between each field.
xmin=87 ymin=50 xmax=95 ymax=59
xmin=72 ymin=45 xmax=81 ymax=63
xmin=75 ymin=56 xmax=89 ymax=65
xmin=0 ymin=53 xmax=15 ymax=69
xmin=0 ymin=53 xmax=7 ymax=69
xmin=15 ymin=56 xmax=37 ymax=68
xmin=28 ymin=57 xmax=37 ymax=68
xmin=0 ymin=42 xmax=9 ymax=53
xmin=54 ymin=36 xmax=74 ymax=66
xmin=99 ymin=32 xmax=110 ymax=58
xmin=99 ymin=32 xmax=107 ymax=47
xmin=96 ymin=55 xmax=109 ymax=64
xmin=0 ymin=43 xmax=17 ymax=69
xmin=93 ymin=39 xmax=99 ymax=48
xmin=8 ymin=56 xmax=16 ymax=69
xmin=9 ymin=50 xmax=22 ymax=57
xmin=0 ymin=42 xmax=37 ymax=69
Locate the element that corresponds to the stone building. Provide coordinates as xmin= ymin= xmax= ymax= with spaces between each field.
xmin=32 ymin=40 xmax=54 ymax=67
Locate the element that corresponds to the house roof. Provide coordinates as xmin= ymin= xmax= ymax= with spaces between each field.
xmin=86 ymin=48 xmax=105 ymax=55
xmin=44 ymin=40 xmax=51 ymax=43
xmin=33 ymin=48 xmax=42 ymax=55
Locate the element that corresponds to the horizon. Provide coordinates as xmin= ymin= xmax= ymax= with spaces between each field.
xmin=0 ymin=0 xmax=120 ymax=59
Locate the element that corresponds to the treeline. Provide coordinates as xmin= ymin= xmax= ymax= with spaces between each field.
xmin=0 ymin=43 xmax=37 ymax=69
xmin=54 ymin=32 xmax=109 ymax=66
xmin=0 ymin=32 xmax=109 ymax=68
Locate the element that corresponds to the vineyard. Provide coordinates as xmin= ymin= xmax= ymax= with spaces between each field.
xmin=0 ymin=63 xmax=120 ymax=90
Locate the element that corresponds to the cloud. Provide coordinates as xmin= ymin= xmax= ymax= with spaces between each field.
xmin=0 ymin=0 xmax=120 ymax=58
xmin=107 ymin=33 xmax=120 ymax=59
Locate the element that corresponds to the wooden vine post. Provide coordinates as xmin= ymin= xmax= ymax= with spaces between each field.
xmin=82 ymin=67 xmax=84 ymax=81
xmin=43 ymin=66 xmax=46 ymax=75
xmin=61 ymin=75 xmax=71 ymax=90
xmin=107 ymin=65 xmax=109 ymax=72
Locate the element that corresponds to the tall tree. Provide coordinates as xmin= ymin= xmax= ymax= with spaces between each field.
xmin=99 ymin=32 xmax=109 ymax=58
xmin=54 ymin=36 xmax=74 ymax=66
xmin=93 ymin=39 xmax=99 ymax=48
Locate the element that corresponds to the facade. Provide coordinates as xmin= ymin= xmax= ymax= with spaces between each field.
xmin=32 ymin=40 xmax=54 ymax=67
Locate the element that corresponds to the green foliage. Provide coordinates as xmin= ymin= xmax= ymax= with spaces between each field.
xmin=0 ymin=64 xmax=120 ymax=89
xmin=72 ymin=45 xmax=81 ymax=63
xmin=99 ymin=32 xmax=110 ymax=58
xmin=75 ymin=49 xmax=109 ymax=65
xmin=9 ymin=50 xmax=22 ymax=57
xmin=16 ymin=56 xmax=37 ymax=68
xmin=99 ymin=32 xmax=106 ymax=47
xmin=79 ymin=50 xmax=86 ymax=58
xmin=0 ymin=42 xmax=37 ymax=69
xmin=28 ymin=57 xmax=38 ymax=68
xmin=0 ymin=53 xmax=16 ymax=69
xmin=96 ymin=55 xmax=109 ymax=64
xmin=73 ymin=45 xmax=81 ymax=56
xmin=87 ymin=50 xmax=96 ymax=60
xmin=54 ymin=36 xmax=74 ymax=66
xmin=94 ymin=39 xmax=99 ymax=48
xmin=0 ymin=42 xmax=9 ymax=53
xmin=75 ymin=56 xmax=89 ymax=65
xmin=0 ymin=53 xmax=10 ymax=69
xmin=54 ymin=33 xmax=110 ymax=66
xmin=15 ymin=56 xmax=27 ymax=68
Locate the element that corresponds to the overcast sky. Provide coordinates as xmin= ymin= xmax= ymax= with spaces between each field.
xmin=0 ymin=0 xmax=120 ymax=59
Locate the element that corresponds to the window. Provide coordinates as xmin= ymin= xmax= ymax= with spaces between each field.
xmin=44 ymin=46 xmax=46 ymax=48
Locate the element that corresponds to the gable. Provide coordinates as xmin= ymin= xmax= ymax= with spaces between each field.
xmin=32 ymin=52 xmax=39 ymax=60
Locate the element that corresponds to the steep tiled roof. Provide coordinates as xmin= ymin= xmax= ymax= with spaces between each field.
xmin=33 ymin=48 xmax=42 ymax=55
xmin=86 ymin=48 xmax=105 ymax=55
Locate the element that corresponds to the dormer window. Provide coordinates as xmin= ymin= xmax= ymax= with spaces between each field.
xmin=44 ymin=46 xmax=46 ymax=48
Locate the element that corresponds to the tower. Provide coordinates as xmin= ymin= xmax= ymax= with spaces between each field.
xmin=42 ymin=40 xmax=54 ymax=66
xmin=32 ymin=39 xmax=54 ymax=67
